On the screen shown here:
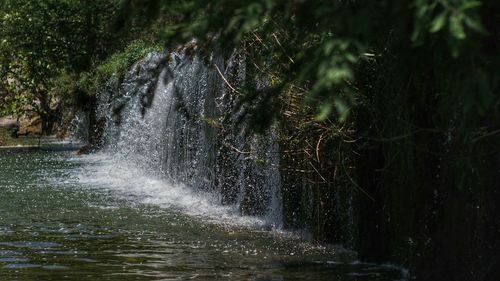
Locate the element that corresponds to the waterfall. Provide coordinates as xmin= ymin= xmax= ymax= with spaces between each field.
xmin=92 ymin=47 xmax=282 ymax=227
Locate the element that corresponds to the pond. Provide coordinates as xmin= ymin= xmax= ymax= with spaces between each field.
xmin=0 ymin=148 xmax=407 ymax=280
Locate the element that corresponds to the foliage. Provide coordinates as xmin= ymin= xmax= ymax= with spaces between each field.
xmin=77 ymin=40 xmax=163 ymax=95
xmin=128 ymin=0 xmax=496 ymax=130
xmin=0 ymin=0 xmax=123 ymax=132
xmin=119 ymin=0 xmax=498 ymax=185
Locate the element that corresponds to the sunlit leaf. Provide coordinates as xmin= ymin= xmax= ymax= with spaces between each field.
xmin=315 ymin=103 xmax=332 ymax=121
xmin=334 ymin=99 xmax=350 ymax=123
xmin=459 ymin=1 xmax=482 ymax=11
xmin=429 ymin=12 xmax=447 ymax=33
xmin=449 ymin=14 xmax=466 ymax=40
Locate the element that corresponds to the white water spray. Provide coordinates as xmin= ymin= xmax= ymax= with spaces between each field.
xmin=76 ymin=48 xmax=282 ymax=228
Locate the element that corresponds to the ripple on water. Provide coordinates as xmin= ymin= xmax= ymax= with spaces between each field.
xmin=0 ymin=229 xmax=14 ymax=236
xmin=3 ymin=263 xmax=42 ymax=269
xmin=74 ymin=258 xmax=98 ymax=263
xmin=0 ymin=250 xmax=21 ymax=256
xmin=42 ymin=265 xmax=68 ymax=270
xmin=0 ymin=257 xmax=29 ymax=263
xmin=0 ymin=241 xmax=61 ymax=249
xmin=38 ymin=250 xmax=83 ymax=256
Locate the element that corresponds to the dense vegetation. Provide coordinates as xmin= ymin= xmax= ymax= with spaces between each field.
xmin=2 ymin=0 xmax=498 ymax=138
xmin=2 ymin=0 xmax=497 ymax=136
xmin=0 ymin=0 xmax=161 ymax=133
xmin=1 ymin=0 xmax=498 ymax=280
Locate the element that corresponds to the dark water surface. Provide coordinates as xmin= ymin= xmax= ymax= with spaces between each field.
xmin=0 ymin=149 xmax=406 ymax=280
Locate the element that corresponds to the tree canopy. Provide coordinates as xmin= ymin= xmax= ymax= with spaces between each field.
xmin=134 ymin=0 xmax=497 ymax=124
xmin=1 ymin=0 xmax=498 ymax=139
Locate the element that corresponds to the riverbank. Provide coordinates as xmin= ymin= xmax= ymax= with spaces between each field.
xmin=0 ymin=118 xmax=82 ymax=151
xmin=0 ymin=117 xmax=38 ymax=146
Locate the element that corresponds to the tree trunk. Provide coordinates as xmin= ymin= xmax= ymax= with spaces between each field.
xmin=36 ymin=88 xmax=58 ymax=135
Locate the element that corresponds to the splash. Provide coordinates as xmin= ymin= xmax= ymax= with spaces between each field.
xmin=78 ymin=48 xmax=282 ymax=228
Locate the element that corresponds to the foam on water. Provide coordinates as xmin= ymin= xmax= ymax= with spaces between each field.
xmin=69 ymin=49 xmax=283 ymax=229
xmin=69 ymin=152 xmax=268 ymax=228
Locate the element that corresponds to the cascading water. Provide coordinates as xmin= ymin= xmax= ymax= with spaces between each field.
xmin=90 ymin=47 xmax=282 ymax=228
xmin=0 ymin=44 xmax=409 ymax=281
xmin=67 ymin=110 xmax=90 ymax=143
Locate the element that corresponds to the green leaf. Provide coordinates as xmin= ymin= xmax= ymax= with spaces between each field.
xmin=411 ymin=27 xmax=421 ymax=42
xmin=464 ymin=16 xmax=488 ymax=34
xmin=459 ymin=1 xmax=482 ymax=11
xmin=315 ymin=103 xmax=332 ymax=121
xmin=429 ymin=12 xmax=447 ymax=33
xmin=334 ymin=99 xmax=350 ymax=123
xmin=416 ymin=3 xmax=429 ymax=17
xmin=449 ymin=15 xmax=466 ymax=40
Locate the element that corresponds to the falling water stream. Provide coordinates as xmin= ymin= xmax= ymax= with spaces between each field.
xmin=0 ymin=49 xmax=407 ymax=280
